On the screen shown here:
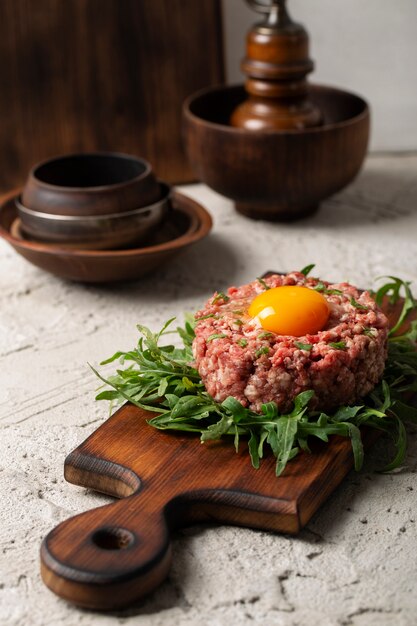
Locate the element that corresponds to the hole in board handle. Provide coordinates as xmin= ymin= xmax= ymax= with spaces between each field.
xmin=91 ymin=527 xmax=135 ymax=551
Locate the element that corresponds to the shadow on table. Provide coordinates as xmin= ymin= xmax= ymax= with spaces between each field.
xmin=84 ymin=232 xmax=241 ymax=300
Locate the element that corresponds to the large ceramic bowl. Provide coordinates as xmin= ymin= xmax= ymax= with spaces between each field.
xmin=22 ymin=153 xmax=161 ymax=216
xmin=183 ymin=84 xmax=370 ymax=220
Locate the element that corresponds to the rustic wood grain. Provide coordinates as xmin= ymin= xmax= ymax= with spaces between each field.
xmin=0 ymin=0 xmax=224 ymax=190
xmin=40 ymin=296 xmax=414 ymax=610
xmin=41 ymin=405 xmax=377 ymax=610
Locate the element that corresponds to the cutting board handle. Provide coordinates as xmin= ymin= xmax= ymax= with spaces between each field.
xmin=40 ymin=492 xmax=172 ymax=610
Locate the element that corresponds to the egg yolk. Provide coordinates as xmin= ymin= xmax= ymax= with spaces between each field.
xmin=248 ymin=286 xmax=330 ymax=336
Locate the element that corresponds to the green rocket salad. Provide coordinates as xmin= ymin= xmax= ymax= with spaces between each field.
xmin=93 ymin=271 xmax=417 ymax=476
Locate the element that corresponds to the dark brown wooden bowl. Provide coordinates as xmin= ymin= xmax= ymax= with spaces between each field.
xmin=0 ymin=190 xmax=212 ymax=283
xmin=16 ymin=183 xmax=170 ymax=250
xmin=183 ymin=84 xmax=370 ymax=220
xmin=22 ymin=153 xmax=161 ymax=216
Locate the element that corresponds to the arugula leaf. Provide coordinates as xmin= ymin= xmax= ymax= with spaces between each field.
xmin=375 ymin=276 xmax=416 ymax=336
xmin=295 ymin=341 xmax=313 ymax=351
xmin=212 ymin=292 xmax=230 ymax=304
xmin=380 ymin=416 xmax=407 ymax=472
xmin=332 ymin=405 xmax=363 ymax=422
xmin=221 ymin=396 xmax=248 ymax=422
xmin=363 ymin=327 xmax=376 ymax=338
xmin=201 ymin=413 xmax=234 ymax=441
xmin=255 ymin=346 xmax=270 ymax=358
xmin=248 ymin=430 xmax=260 ymax=469
xmin=257 ymin=277 xmax=270 ymax=290
xmin=197 ymin=313 xmax=218 ymax=321
xmin=300 ymin=264 xmax=315 ymax=276
xmin=207 ymin=333 xmax=227 ymax=342
xmin=350 ymin=297 xmax=368 ymax=311
xmin=312 ymin=282 xmax=343 ymax=297
xmin=275 ymin=416 xmax=299 ymax=476
xmin=329 ymin=342 xmax=347 ymax=350
xmin=289 ymin=390 xmax=315 ymax=416
xmin=313 ymin=281 xmax=326 ymax=293
xmin=261 ymin=402 xmax=278 ymax=420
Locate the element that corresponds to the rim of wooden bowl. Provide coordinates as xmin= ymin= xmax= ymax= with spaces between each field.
xmin=27 ymin=152 xmax=154 ymax=193
xmin=183 ymin=83 xmax=370 ymax=135
xmin=0 ymin=189 xmax=213 ymax=258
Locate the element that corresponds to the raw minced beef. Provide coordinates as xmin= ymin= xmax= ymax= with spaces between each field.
xmin=192 ymin=272 xmax=389 ymax=413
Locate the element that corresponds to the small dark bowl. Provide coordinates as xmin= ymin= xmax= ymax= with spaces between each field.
xmin=16 ymin=183 xmax=171 ymax=250
xmin=183 ymin=84 xmax=370 ymax=220
xmin=22 ymin=152 xmax=161 ymax=216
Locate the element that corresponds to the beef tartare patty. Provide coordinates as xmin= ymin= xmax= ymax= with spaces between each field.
xmin=192 ymin=272 xmax=389 ymax=413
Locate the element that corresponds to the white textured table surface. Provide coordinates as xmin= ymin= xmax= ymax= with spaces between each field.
xmin=1 ymin=154 xmax=417 ymax=626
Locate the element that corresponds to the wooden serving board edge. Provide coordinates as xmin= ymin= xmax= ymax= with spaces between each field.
xmin=63 ymin=404 xmax=381 ymax=537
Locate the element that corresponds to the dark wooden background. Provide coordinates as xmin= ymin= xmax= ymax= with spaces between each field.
xmin=0 ymin=0 xmax=224 ymax=190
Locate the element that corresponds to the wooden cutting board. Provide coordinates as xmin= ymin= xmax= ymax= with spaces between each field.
xmin=40 ymin=296 xmax=413 ymax=610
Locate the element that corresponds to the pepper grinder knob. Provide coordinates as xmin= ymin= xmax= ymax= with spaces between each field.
xmin=231 ymin=0 xmax=323 ymax=130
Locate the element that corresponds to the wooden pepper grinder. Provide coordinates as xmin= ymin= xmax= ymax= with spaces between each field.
xmin=231 ymin=0 xmax=322 ymax=131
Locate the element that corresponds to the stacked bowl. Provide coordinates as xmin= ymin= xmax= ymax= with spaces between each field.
xmin=0 ymin=152 xmax=213 ymax=282
xmin=16 ymin=153 xmax=169 ymax=250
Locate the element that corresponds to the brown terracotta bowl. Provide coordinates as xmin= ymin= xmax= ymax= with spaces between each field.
xmin=16 ymin=183 xmax=170 ymax=250
xmin=183 ymin=84 xmax=370 ymax=221
xmin=0 ymin=190 xmax=212 ymax=283
xmin=22 ymin=153 xmax=161 ymax=216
